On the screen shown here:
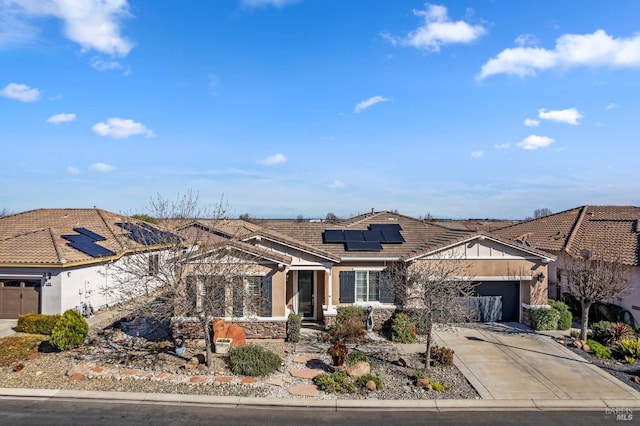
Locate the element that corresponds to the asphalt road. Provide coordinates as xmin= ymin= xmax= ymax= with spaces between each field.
xmin=0 ymin=399 xmax=631 ymax=426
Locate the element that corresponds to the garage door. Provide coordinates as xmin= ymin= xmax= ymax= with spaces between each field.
xmin=474 ymin=281 xmax=519 ymax=322
xmin=0 ymin=280 xmax=40 ymax=319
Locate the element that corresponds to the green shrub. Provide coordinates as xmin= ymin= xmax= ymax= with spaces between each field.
xmin=346 ymin=350 xmax=369 ymax=366
xmin=390 ymin=313 xmax=416 ymax=343
xmin=530 ymin=307 xmax=559 ymax=331
xmin=16 ymin=314 xmax=61 ymax=335
xmin=355 ymin=373 xmax=383 ymax=390
xmin=330 ymin=307 xmax=366 ymax=342
xmin=49 ymin=309 xmax=88 ymax=351
xmin=430 ymin=379 xmax=452 ymax=392
xmin=587 ymin=339 xmax=612 ymax=359
xmin=591 ymin=321 xmax=614 ymax=344
xmin=286 ymin=313 xmax=301 ymax=343
xmin=430 ymin=345 xmax=454 ymax=366
xmin=313 ymin=371 xmax=355 ymax=393
xmin=399 ymin=308 xmax=430 ymax=335
xmin=616 ymin=337 xmax=640 ymax=360
xmin=228 ymin=344 xmax=282 ymax=377
xmin=548 ymin=299 xmax=572 ymax=330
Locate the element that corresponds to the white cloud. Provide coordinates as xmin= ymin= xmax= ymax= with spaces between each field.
xmin=262 ymin=153 xmax=287 ymax=165
xmin=480 ymin=30 xmax=640 ymax=79
xmin=524 ymin=118 xmax=540 ymax=127
xmin=92 ymin=118 xmax=155 ymax=138
xmin=354 ymin=95 xmax=390 ymax=113
xmin=494 ymin=143 xmax=510 ymax=149
xmin=329 ymin=180 xmax=344 ymax=189
xmin=1 ymin=82 xmax=40 ymax=102
xmin=89 ymin=162 xmax=114 ymax=173
xmin=470 ymin=151 xmax=484 ymax=158
xmin=91 ymin=57 xmax=124 ymax=71
xmin=516 ymin=135 xmax=554 ymax=150
xmin=385 ymin=4 xmax=486 ymax=51
xmin=606 ymin=102 xmax=619 ymax=110
xmin=538 ymin=108 xmax=583 ymax=125
xmin=46 ymin=113 xmax=76 ymax=124
xmin=4 ymin=0 xmax=133 ymax=56
xmin=66 ymin=166 xmax=80 ymax=175
xmin=515 ymin=34 xmax=538 ymax=47
xmin=240 ymin=0 xmax=299 ymax=8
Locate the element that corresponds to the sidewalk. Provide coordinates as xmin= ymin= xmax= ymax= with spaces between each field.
xmin=0 ymin=319 xmax=17 ymax=338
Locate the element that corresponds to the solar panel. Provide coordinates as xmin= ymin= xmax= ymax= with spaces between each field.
xmin=73 ymin=227 xmax=106 ymax=241
xmin=67 ymin=240 xmax=115 ymax=257
xmin=369 ymin=224 xmax=402 ymax=231
xmin=117 ymin=222 xmax=181 ymax=245
xmin=343 ymin=230 xmax=365 ymax=241
xmin=381 ymin=230 xmax=405 ymax=243
xmin=344 ymin=241 xmax=382 ymax=251
xmin=323 ymin=230 xmax=345 ymax=243
xmin=362 ymin=230 xmax=384 ymax=241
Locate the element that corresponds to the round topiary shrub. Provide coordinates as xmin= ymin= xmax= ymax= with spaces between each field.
xmin=228 ymin=344 xmax=282 ymax=377
xmin=286 ymin=313 xmax=301 ymax=343
xmin=390 ymin=312 xmax=416 ymax=343
xmin=49 ymin=309 xmax=89 ymax=351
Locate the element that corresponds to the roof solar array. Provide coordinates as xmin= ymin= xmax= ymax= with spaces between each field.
xmin=62 ymin=228 xmax=115 ymax=258
xmin=322 ymin=224 xmax=405 ymax=251
xmin=117 ymin=222 xmax=182 ymax=246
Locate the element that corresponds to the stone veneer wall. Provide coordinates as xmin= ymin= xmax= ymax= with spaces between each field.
xmin=323 ymin=306 xmax=396 ymax=331
xmin=171 ymin=317 xmax=286 ymax=340
xmin=522 ymin=306 xmax=532 ymax=328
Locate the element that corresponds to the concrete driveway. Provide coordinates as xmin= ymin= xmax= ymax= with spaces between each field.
xmin=435 ymin=324 xmax=640 ymax=400
xmin=0 ymin=319 xmax=17 ymax=338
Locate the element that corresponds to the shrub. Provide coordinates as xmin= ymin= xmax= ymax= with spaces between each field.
xmin=228 ymin=344 xmax=282 ymax=377
xmin=16 ymin=314 xmax=61 ymax=335
xmin=390 ymin=313 xmax=416 ymax=343
xmin=548 ymin=299 xmax=572 ymax=330
xmin=399 ymin=308 xmax=430 ymax=335
xmin=591 ymin=321 xmax=614 ymax=344
xmin=430 ymin=379 xmax=452 ymax=392
xmin=347 ymin=350 xmax=369 ymax=366
xmin=286 ymin=313 xmax=301 ymax=343
xmin=616 ymin=337 xmax=640 ymax=360
xmin=587 ymin=339 xmax=612 ymax=359
xmin=330 ymin=307 xmax=366 ymax=342
xmin=607 ymin=322 xmax=634 ymax=345
xmin=313 ymin=371 xmax=355 ymax=393
xmin=530 ymin=307 xmax=559 ymax=331
xmin=355 ymin=373 xmax=383 ymax=390
xmin=430 ymin=345 xmax=454 ymax=366
xmin=49 ymin=309 xmax=88 ymax=351
xmin=327 ymin=343 xmax=348 ymax=357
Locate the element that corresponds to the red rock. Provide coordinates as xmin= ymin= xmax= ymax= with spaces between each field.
xmin=293 ymin=355 xmax=321 ymax=364
xmin=241 ymin=377 xmax=257 ymax=384
xmin=215 ymin=376 xmax=233 ymax=383
xmin=190 ymin=376 xmax=206 ymax=383
xmin=288 ymin=384 xmax=319 ymax=397
xmin=156 ymin=372 xmax=168 ymax=379
xmin=12 ymin=363 xmax=24 ymax=372
xmin=26 ymin=352 xmax=40 ymax=360
xmin=90 ymin=367 xmax=104 ymax=373
xmin=121 ymin=369 xmax=138 ymax=376
xmin=69 ymin=373 xmax=84 ymax=381
xmin=226 ymin=323 xmax=246 ymax=346
xmin=290 ymin=369 xmax=324 ymax=379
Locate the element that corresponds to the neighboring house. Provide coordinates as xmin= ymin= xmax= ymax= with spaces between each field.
xmin=494 ymin=205 xmax=640 ymax=324
xmin=174 ymin=211 xmax=554 ymax=336
xmin=0 ymin=208 xmax=170 ymax=319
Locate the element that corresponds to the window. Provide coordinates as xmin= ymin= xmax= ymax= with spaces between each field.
xmin=355 ymin=271 xmax=380 ymax=302
xmin=148 ymin=254 xmax=159 ymax=276
xmin=233 ymin=276 xmax=262 ymax=317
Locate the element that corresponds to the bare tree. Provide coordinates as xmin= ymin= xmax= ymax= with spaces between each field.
xmin=325 ymin=212 xmax=339 ymax=223
xmin=0 ymin=208 xmax=11 ymax=217
xmin=565 ymin=250 xmax=631 ymax=341
xmin=534 ymin=208 xmax=552 ymax=219
xmin=387 ymin=255 xmax=476 ymax=370
xmin=104 ymin=191 xmax=263 ymax=367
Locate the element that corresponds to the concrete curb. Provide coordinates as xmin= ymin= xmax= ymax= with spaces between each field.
xmin=2 ymin=388 xmax=640 ymax=411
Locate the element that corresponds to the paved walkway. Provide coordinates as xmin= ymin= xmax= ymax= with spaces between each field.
xmin=434 ymin=323 xmax=640 ymax=401
xmin=0 ymin=319 xmax=17 ymax=338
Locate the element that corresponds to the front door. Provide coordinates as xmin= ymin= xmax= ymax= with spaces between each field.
xmin=298 ymin=271 xmax=314 ymax=319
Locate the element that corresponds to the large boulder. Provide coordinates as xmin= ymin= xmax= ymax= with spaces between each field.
xmin=346 ymin=361 xmax=370 ymax=380
xmin=212 ymin=319 xmax=246 ymax=346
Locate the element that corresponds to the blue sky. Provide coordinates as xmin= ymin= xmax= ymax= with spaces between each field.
xmin=2 ymin=0 xmax=640 ymax=219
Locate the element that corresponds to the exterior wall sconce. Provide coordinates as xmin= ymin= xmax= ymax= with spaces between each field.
xmin=536 ymin=272 xmax=545 ymax=283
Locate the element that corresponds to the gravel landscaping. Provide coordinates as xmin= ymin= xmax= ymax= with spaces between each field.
xmin=0 ymin=315 xmax=480 ymax=401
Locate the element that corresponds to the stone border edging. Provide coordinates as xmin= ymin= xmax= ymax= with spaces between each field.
xmin=2 ymin=388 xmax=640 ymax=411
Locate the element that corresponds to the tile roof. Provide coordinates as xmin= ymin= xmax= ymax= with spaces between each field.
xmin=494 ymin=206 xmax=640 ymax=266
xmin=0 ymin=208 xmax=164 ymax=267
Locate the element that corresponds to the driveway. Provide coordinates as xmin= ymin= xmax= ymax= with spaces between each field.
xmin=0 ymin=319 xmax=17 ymax=338
xmin=435 ymin=324 xmax=640 ymax=400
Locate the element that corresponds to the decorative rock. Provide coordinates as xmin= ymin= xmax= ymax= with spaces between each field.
xmin=121 ymin=369 xmax=138 ymax=376
xmin=633 ymin=376 xmax=640 ymax=384
xmin=572 ymin=340 xmax=583 ymax=349
xmin=582 ymin=344 xmax=591 ymax=353
xmin=416 ymin=378 xmax=431 ymax=388
xmin=346 ymin=361 xmax=370 ymax=380
xmin=241 ymin=377 xmax=257 ymax=384
xmin=290 ymin=369 xmax=324 ymax=379
xmin=293 ymin=355 xmax=321 ymax=364
xmin=288 ymin=384 xmax=319 ymax=397
xmin=35 ymin=371 xmax=43 ymax=376
xmin=226 ymin=324 xmax=247 ymax=346
xmin=13 ymin=363 xmax=24 ymax=372
xmin=189 ymin=376 xmax=206 ymax=383
xmin=90 ymin=367 xmax=104 ymax=373
xmin=26 ymin=352 xmax=40 ymax=360
xmin=396 ymin=356 xmax=409 ymax=368
xmin=69 ymin=373 xmax=84 ymax=381
xmin=267 ymin=378 xmax=285 ymax=387
xmin=366 ymin=380 xmax=377 ymax=391
xmin=188 ymin=354 xmax=205 ymax=365
xmin=215 ymin=376 xmax=233 ymax=383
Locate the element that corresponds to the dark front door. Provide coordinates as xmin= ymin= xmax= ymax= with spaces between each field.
xmin=474 ymin=281 xmax=519 ymax=322
xmin=298 ymin=271 xmax=314 ymax=319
